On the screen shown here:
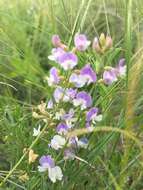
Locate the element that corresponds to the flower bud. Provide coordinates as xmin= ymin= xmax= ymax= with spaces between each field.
xmin=99 ymin=33 xmax=106 ymax=47
xmin=52 ymin=35 xmax=61 ymax=47
xmin=92 ymin=37 xmax=101 ymax=53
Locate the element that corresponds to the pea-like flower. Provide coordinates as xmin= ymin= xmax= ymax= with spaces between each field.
xmin=58 ymin=52 xmax=78 ymax=70
xmin=53 ymin=87 xmax=77 ymax=103
xmin=80 ymin=64 xmax=97 ymax=84
xmin=61 ymin=108 xmax=76 ymax=128
xmin=103 ymin=68 xmax=118 ymax=85
xmin=86 ymin=107 xmax=103 ymax=126
xmin=69 ymin=64 xmax=96 ymax=87
xmin=56 ymin=123 xmax=69 ymax=135
xmin=116 ymin=58 xmax=126 ymax=77
xmin=77 ymin=137 xmax=88 ymax=149
xmin=73 ymin=91 xmax=92 ymax=110
xmin=64 ymin=148 xmax=75 ymax=160
xmin=38 ymin=155 xmax=63 ymax=183
xmin=69 ymin=73 xmax=87 ymax=88
xmin=86 ymin=107 xmax=99 ymax=122
xmin=46 ymin=67 xmax=60 ymax=86
xmin=63 ymin=88 xmax=77 ymax=102
xmin=50 ymin=135 xmax=66 ymax=150
xmin=48 ymin=48 xmax=65 ymax=62
xmin=74 ymin=33 xmax=91 ymax=51
xmin=53 ymin=87 xmax=64 ymax=103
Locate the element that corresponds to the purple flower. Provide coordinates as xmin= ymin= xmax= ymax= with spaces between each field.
xmin=80 ymin=64 xmax=97 ymax=84
xmin=103 ymin=68 xmax=118 ymax=85
xmin=38 ymin=155 xmax=63 ymax=183
xmin=58 ymin=52 xmax=78 ymax=70
xmin=64 ymin=148 xmax=75 ymax=160
xmin=56 ymin=123 xmax=69 ymax=134
xmin=68 ymin=136 xmax=78 ymax=148
xmin=61 ymin=109 xmax=74 ymax=121
xmin=53 ymin=87 xmax=64 ymax=103
xmin=74 ymin=33 xmax=91 ymax=51
xmin=77 ymin=137 xmax=88 ymax=149
xmin=61 ymin=109 xmax=76 ymax=128
xmin=47 ymin=67 xmax=60 ymax=86
xmin=47 ymin=99 xmax=54 ymax=109
xmin=69 ymin=73 xmax=87 ymax=88
xmin=86 ymin=122 xmax=90 ymax=128
xmin=86 ymin=122 xmax=94 ymax=132
xmin=69 ymin=64 xmax=96 ymax=88
xmin=73 ymin=91 xmax=92 ymax=110
xmin=86 ymin=107 xmax=98 ymax=122
xmin=54 ymin=87 xmax=77 ymax=103
xmin=38 ymin=155 xmax=55 ymax=172
xmin=52 ymin=35 xmax=61 ymax=47
xmin=63 ymin=88 xmax=77 ymax=102
xmin=116 ymin=58 xmax=126 ymax=77
xmin=48 ymin=48 xmax=65 ymax=62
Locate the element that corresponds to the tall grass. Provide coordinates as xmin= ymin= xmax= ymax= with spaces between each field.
xmin=0 ymin=0 xmax=143 ymax=189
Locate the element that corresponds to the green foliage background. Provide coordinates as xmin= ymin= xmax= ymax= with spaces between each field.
xmin=0 ymin=0 xmax=143 ymax=189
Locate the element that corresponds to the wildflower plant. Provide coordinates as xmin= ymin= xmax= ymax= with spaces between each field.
xmin=32 ymin=33 xmax=126 ymax=183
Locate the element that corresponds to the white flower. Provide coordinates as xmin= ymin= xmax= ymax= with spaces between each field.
xmin=69 ymin=73 xmax=87 ymax=88
xmin=73 ymin=98 xmax=87 ymax=110
xmin=92 ymin=114 xmax=103 ymax=125
xmin=38 ymin=165 xmax=49 ymax=172
xmin=50 ymin=135 xmax=66 ymax=150
xmin=48 ymin=166 xmax=63 ymax=183
xmin=33 ymin=125 xmax=41 ymax=137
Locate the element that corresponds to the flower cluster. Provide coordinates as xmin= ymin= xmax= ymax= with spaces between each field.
xmin=33 ymin=33 xmax=126 ymax=183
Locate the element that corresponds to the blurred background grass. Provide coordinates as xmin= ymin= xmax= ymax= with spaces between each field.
xmin=0 ymin=0 xmax=143 ymax=189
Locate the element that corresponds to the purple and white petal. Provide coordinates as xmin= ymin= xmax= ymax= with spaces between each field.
xmin=63 ymin=88 xmax=77 ymax=102
xmin=53 ymin=87 xmax=64 ymax=103
xmin=86 ymin=107 xmax=98 ymax=122
xmin=61 ymin=109 xmax=76 ymax=128
xmin=48 ymin=48 xmax=65 ymax=62
xmin=103 ymin=68 xmax=118 ymax=85
xmin=56 ymin=123 xmax=69 ymax=134
xmin=68 ymin=136 xmax=78 ymax=148
xmin=116 ymin=58 xmax=126 ymax=77
xmin=50 ymin=135 xmax=66 ymax=150
xmin=64 ymin=148 xmax=75 ymax=160
xmin=73 ymin=91 xmax=92 ymax=110
xmin=47 ymin=67 xmax=60 ymax=86
xmin=69 ymin=73 xmax=87 ymax=88
xmin=77 ymin=137 xmax=88 ymax=149
xmin=74 ymin=33 xmax=91 ymax=51
xmin=47 ymin=99 xmax=54 ymax=109
xmin=38 ymin=155 xmax=55 ymax=172
xmin=80 ymin=64 xmax=97 ymax=84
xmin=58 ymin=52 xmax=78 ymax=70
